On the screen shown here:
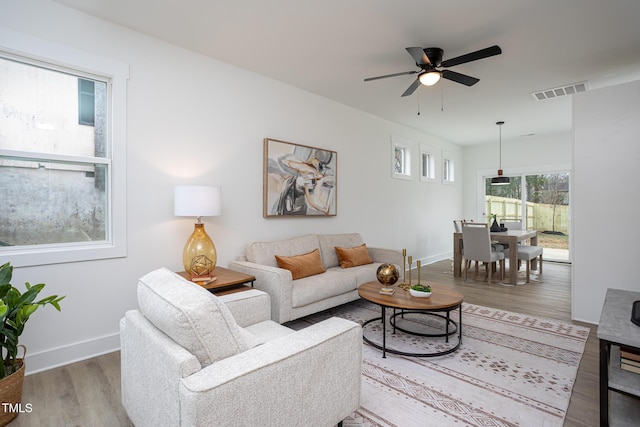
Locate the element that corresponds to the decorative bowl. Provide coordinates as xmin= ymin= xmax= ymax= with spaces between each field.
xmin=409 ymin=285 xmax=432 ymax=297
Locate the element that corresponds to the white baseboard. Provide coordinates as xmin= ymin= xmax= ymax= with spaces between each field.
xmin=411 ymin=252 xmax=452 ymax=267
xmin=22 ymin=252 xmax=455 ymax=376
xmin=24 ymin=333 xmax=121 ymax=376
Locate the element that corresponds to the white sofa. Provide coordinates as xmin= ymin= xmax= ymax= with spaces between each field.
xmin=120 ymin=268 xmax=362 ymax=427
xmin=229 ymin=233 xmax=402 ymax=324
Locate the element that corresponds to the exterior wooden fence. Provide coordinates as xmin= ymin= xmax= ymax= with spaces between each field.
xmin=486 ymin=196 xmax=569 ymax=234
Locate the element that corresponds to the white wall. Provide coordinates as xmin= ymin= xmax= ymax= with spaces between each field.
xmin=0 ymin=0 xmax=463 ymax=374
xmin=572 ymin=80 xmax=640 ymax=324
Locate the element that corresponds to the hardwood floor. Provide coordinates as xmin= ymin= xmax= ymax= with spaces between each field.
xmin=12 ymin=259 xmax=598 ymax=426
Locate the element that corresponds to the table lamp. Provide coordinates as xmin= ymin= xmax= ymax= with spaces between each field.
xmin=174 ymin=185 xmax=221 ymax=281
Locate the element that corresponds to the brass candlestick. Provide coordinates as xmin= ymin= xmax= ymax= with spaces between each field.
xmin=417 ymin=260 xmax=421 ymax=284
xmin=407 ymin=255 xmax=412 ymax=286
xmin=401 ymin=249 xmax=407 ymax=285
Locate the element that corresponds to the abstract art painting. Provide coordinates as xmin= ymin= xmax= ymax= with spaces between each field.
xmin=263 ymin=138 xmax=337 ymax=217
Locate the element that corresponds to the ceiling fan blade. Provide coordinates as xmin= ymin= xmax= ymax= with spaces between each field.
xmin=406 ymin=47 xmax=431 ymax=66
xmin=364 ymin=70 xmax=417 ymax=82
xmin=401 ymin=79 xmax=421 ymax=97
xmin=441 ymin=45 xmax=502 ymax=68
xmin=442 ymin=70 xmax=479 ymax=86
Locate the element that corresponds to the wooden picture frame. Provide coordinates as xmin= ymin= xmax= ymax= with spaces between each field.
xmin=263 ymin=138 xmax=337 ymax=217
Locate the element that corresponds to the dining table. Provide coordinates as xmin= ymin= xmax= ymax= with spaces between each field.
xmin=453 ymin=229 xmax=538 ymax=285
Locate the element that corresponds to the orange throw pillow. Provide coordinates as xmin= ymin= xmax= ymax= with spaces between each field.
xmin=335 ymin=244 xmax=373 ymax=268
xmin=275 ymin=248 xmax=326 ymax=280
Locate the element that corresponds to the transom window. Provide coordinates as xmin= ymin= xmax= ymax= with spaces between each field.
xmin=419 ymin=143 xmax=437 ymax=183
xmin=442 ymin=150 xmax=455 ymax=184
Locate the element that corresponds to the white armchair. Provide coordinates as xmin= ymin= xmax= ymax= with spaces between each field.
xmin=120 ymin=268 xmax=362 ymax=427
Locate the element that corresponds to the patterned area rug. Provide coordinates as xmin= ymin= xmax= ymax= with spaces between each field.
xmin=288 ymin=300 xmax=589 ymax=427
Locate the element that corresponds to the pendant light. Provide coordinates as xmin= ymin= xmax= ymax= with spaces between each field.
xmin=491 ymin=121 xmax=510 ymax=185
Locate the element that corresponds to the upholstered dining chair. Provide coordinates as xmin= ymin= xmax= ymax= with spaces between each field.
xmin=498 ymin=219 xmax=522 ymax=255
xmin=461 ymin=223 xmax=505 ymax=282
xmin=503 ymin=220 xmax=523 ymax=231
xmin=454 ymin=220 xmax=504 ymax=272
xmin=504 ymin=245 xmax=543 ymax=283
xmin=453 ymin=220 xmax=483 ymax=271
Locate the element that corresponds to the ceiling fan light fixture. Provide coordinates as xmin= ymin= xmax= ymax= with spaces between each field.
xmin=418 ymin=71 xmax=441 ymax=86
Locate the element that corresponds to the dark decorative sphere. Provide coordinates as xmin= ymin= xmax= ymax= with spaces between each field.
xmin=376 ymin=263 xmax=399 ymax=286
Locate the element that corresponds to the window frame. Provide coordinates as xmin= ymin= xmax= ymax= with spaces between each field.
xmin=419 ymin=143 xmax=437 ymax=183
xmin=391 ymin=135 xmax=413 ymax=180
xmin=0 ymin=28 xmax=129 ymax=267
xmin=442 ymin=149 xmax=455 ymax=184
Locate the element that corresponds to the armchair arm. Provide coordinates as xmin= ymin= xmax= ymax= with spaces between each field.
xmin=120 ymin=310 xmax=202 ymax=427
xmin=218 ymin=289 xmax=271 ymax=328
xmin=179 ymin=317 xmax=362 ymax=427
xmin=368 ymin=246 xmax=403 ymax=267
xmin=229 ymin=260 xmax=293 ymax=323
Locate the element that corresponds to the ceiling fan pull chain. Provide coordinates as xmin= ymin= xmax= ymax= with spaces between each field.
xmin=417 ymin=89 xmax=421 ymax=115
xmin=441 ymin=81 xmax=445 ymax=111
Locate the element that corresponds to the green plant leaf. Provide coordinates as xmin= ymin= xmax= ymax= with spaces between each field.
xmin=0 ymin=284 xmax=11 ymax=299
xmin=0 ymin=263 xmax=64 ymax=379
xmin=0 ymin=263 xmax=12 ymax=286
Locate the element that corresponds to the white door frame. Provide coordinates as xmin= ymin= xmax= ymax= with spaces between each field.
xmin=476 ymin=164 xmax=572 ymax=262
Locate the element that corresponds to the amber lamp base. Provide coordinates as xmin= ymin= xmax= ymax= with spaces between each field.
xmin=183 ymin=223 xmax=217 ymax=279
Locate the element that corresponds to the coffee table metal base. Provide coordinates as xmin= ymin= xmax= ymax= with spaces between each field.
xmin=362 ymin=305 xmax=462 ymax=358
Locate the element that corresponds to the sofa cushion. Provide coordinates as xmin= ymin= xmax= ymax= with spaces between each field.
xmin=246 ymin=234 xmax=321 ymax=267
xmin=275 ymin=248 xmax=326 ymax=280
xmin=335 ymin=244 xmax=373 ymax=268
xmin=327 ymin=263 xmax=386 ymax=286
xmin=318 ymin=233 xmax=365 ymax=268
xmin=137 ymin=268 xmax=260 ymax=368
xmin=292 ymin=270 xmax=358 ymax=308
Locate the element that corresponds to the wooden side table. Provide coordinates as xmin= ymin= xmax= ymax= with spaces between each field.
xmin=177 ymin=266 xmax=256 ymax=296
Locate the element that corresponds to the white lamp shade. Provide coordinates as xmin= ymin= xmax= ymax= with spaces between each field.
xmin=174 ymin=186 xmax=221 ymax=217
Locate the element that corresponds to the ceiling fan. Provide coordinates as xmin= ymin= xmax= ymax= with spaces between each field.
xmin=364 ymin=45 xmax=502 ymax=97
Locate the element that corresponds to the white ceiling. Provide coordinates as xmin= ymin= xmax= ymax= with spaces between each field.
xmin=54 ymin=0 xmax=640 ymax=146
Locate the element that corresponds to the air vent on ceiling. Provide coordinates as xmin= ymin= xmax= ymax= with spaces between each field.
xmin=531 ymin=81 xmax=589 ymax=101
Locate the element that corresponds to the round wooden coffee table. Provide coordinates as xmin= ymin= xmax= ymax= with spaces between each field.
xmin=358 ymin=281 xmax=464 ymax=358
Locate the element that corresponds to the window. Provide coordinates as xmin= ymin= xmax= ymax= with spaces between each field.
xmin=483 ymin=171 xmax=570 ymax=262
xmin=442 ymin=150 xmax=455 ymax=184
xmin=419 ymin=144 xmax=436 ymax=183
xmin=0 ymin=30 xmax=128 ymax=267
xmin=391 ymin=135 xmax=412 ymax=180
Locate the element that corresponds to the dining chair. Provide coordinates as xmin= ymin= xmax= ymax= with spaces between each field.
xmin=503 ymin=220 xmax=522 ymax=231
xmin=455 ymin=219 xmax=505 ymax=252
xmin=504 ymin=245 xmax=543 ymax=283
xmin=500 ymin=219 xmax=525 ymax=269
xmin=461 ymin=223 xmax=505 ymax=283
xmin=454 ymin=219 xmax=503 ymax=271
xmin=453 ymin=220 xmax=471 ymax=272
